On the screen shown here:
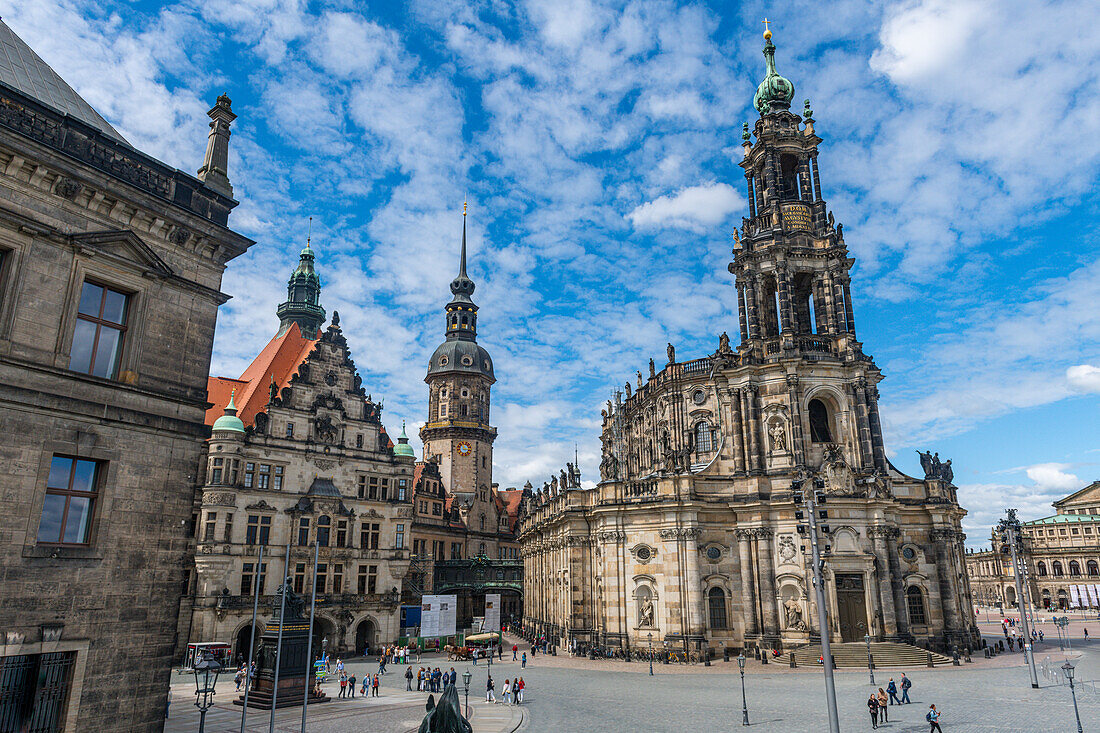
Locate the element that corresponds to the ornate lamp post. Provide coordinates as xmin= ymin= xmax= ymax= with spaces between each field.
xmin=192 ymin=651 xmax=222 ymax=733
xmin=462 ymin=669 xmax=472 ymax=718
xmin=1062 ymin=661 xmax=1083 ymax=733
xmin=737 ymin=653 xmax=748 ymax=726
xmin=864 ymin=634 xmax=875 ymax=685
xmin=647 ymin=633 xmax=654 ymax=676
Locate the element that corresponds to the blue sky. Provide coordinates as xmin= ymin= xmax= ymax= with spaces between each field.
xmin=9 ymin=0 xmax=1100 ymax=545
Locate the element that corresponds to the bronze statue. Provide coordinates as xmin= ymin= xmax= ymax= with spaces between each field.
xmin=271 ymin=578 xmax=306 ymax=621
xmin=417 ymin=685 xmax=472 ymax=733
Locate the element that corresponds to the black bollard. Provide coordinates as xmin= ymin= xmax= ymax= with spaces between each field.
xmin=927 ymin=651 xmax=934 ymax=668
xmin=789 ymin=652 xmax=796 ymax=668
xmin=761 ymin=651 xmax=768 ymax=665
xmin=964 ymin=648 xmax=972 ymax=663
xmin=952 ymin=647 xmax=960 ymax=666
xmin=704 ymin=649 xmax=711 ymax=667
xmin=724 ymin=649 xmax=730 ymax=663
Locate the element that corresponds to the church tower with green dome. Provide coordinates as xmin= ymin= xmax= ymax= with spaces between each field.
xmin=276 ymin=234 xmax=326 ymax=337
xmin=421 ymin=205 xmax=497 ymax=510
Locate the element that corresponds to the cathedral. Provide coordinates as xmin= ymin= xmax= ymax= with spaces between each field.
xmin=520 ymin=30 xmax=980 ymax=655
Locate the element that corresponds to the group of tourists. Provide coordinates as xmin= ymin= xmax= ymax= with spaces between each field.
xmin=866 ymin=674 xmax=942 ymax=731
xmin=232 ymin=662 xmax=256 ymax=692
xmin=409 ymin=666 xmax=458 ymax=692
xmin=484 ymin=675 xmax=525 ymax=704
xmin=369 ymin=644 xmax=418 ymax=666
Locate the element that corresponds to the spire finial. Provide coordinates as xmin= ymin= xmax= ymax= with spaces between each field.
xmin=459 ymin=201 xmax=468 ymax=278
xmin=226 ymin=389 xmax=237 ymax=412
xmin=762 ymin=17 xmax=772 ymax=41
xmin=305 ymin=216 xmax=313 ymax=251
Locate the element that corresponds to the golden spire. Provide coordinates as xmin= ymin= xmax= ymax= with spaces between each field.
xmin=762 ymin=17 xmax=772 ymax=41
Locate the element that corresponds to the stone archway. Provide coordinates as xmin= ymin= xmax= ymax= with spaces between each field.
xmin=355 ymin=618 xmax=376 ymax=656
xmin=310 ymin=617 xmax=337 ymax=659
xmin=1005 ymin=586 xmax=1017 ymax=607
xmin=234 ymin=622 xmax=263 ymax=666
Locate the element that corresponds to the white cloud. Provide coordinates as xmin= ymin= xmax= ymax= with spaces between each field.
xmin=1024 ymin=463 xmax=1082 ymax=493
xmin=627 ymin=182 xmax=744 ymax=231
xmin=1067 ymin=364 xmax=1100 ymax=393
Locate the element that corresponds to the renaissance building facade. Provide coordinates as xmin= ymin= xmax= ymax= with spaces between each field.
xmin=521 ymin=31 xmax=979 ymax=656
xmin=0 ymin=19 xmax=252 ymax=733
xmin=184 ymin=246 xmax=415 ymax=659
xmin=966 ymin=482 xmax=1100 ymax=611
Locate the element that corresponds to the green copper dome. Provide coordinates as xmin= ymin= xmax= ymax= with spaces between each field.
xmin=212 ymin=391 xmax=245 ymax=434
xmin=752 ymin=34 xmax=795 ymax=114
xmin=393 ymin=421 xmax=416 ymax=459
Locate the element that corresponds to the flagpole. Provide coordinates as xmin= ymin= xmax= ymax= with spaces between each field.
xmin=239 ymin=543 xmax=264 ymax=732
xmin=269 ymin=543 xmax=291 ymax=733
xmin=301 ymin=541 xmax=320 ymax=732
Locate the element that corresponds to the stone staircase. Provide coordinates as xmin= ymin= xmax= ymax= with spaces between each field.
xmin=789 ymin=642 xmax=953 ymax=668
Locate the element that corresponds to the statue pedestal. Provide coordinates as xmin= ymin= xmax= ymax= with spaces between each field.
xmin=766 ymin=450 xmax=793 ymax=471
xmin=234 ymin=618 xmax=330 ymax=709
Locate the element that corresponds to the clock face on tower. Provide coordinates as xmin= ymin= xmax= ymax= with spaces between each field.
xmin=457 ymin=441 xmax=472 ymax=457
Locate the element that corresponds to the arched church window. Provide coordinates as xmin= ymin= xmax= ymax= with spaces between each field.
xmin=708 ymin=587 xmax=728 ymax=629
xmin=1087 ymin=560 xmax=1099 ymax=577
xmin=779 ymin=153 xmax=801 ymax=201
xmin=695 ymin=421 xmax=714 ymax=453
xmin=905 ymin=586 xmax=927 ymax=625
xmin=1069 ymin=560 xmax=1081 ymax=576
xmin=808 ymin=399 xmax=832 ymax=443
xmin=1037 ymin=561 xmax=1047 ymax=577
xmin=317 ymin=516 xmax=331 ymax=547
xmin=1053 ymin=561 xmax=1064 ymax=577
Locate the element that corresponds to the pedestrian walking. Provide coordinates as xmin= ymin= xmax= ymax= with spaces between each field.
xmin=886 ymin=678 xmax=899 ymax=705
xmin=877 ymin=688 xmax=888 ymax=723
xmin=234 ymin=666 xmax=244 ymax=691
xmin=486 ymin=675 xmax=496 ymax=703
xmin=514 ymin=678 xmax=524 ymax=704
xmin=1038 ymin=629 xmax=1044 ymax=642
xmin=372 ymin=673 xmax=380 ymax=697
xmin=927 ymin=704 xmax=943 ymax=732
xmin=339 ymin=673 xmax=348 ymax=698
xmin=502 ymin=679 xmax=511 ymax=704
xmin=867 ymin=694 xmax=879 ymax=729
xmin=901 ymin=673 xmax=912 ymax=704
xmin=406 ymin=666 xmax=413 ymax=691
xmin=449 ymin=667 xmax=457 ymax=687
xmin=1085 ymin=628 xmax=1090 ymax=641
xmin=521 ymin=652 xmax=527 ymax=668
xmin=348 ymin=674 xmax=357 ymax=698
xmin=512 ymin=644 xmax=518 ymax=661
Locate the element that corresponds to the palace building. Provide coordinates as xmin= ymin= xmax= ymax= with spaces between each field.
xmin=966 ymin=483 xmax=1100 ymax=611
xmin=0 ymin=19 xmax=252 ymax=732
xmin=185 ymin=244 xmax=416 ymax=659
xmin=520 ymin=30 xmax=979 ymax=656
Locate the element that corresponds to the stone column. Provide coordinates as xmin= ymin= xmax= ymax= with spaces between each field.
xmin=842 ymin=279 xmax=857 ymax=338
xmin=851 ymin=379 xmax=875 ymax=471
xmin=931 ymin=529 xmax=959 ymax=632
xmin=811 ymin=155 xmax=822 ymax=201
xmin=822 ymin=270 xmax=839 ymax=334
xmin=742 ymin=385 xmax=761 ymax=474
xmin=730 ymin=388 xmax=746 ymax=473
xmin=831 ymin=273 xmax=848 ymax=333
xmin=746 ymin=175 xmax=757 ymax=219
xmin=681 ymin=528 xmax=705 ymax=637
xmin=754 ymin=172 xmax=766 ymax=215
xmin=786 ymin=375 xmax=805 ymax=466
xmin=866 ymin=384 xmax=887 ymax=472
xmin=736 ymin=280 xmax=750 ymax=343
xmin=869 ymin=526 xmax=899 ymax=638
xmin=755 ymin=528 xmax=780 ymax=637
xmin=745 ymin=275 xmax=761 ymax=341
xmin=799 ymin=156 xmax=814 ymax=202
xmin=763 ymin=151 xmax=777 ymax=205
xmin=775 ymin=264 xmax=793 ymax=334
xmin=736 ymin=529 xmax=758 ymax=637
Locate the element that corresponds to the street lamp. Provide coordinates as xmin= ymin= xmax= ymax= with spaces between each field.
xmin=864 ymin=634 xmax=875 ymax=685
xmin=647 ymin=633 xmax=653 ymax=676
xmin=192 ymin=651 xmax=222 ymax=733
xmin=462 ymin=669 xmax=472 ymax=718
xmin=1061 ymin=662 xmax=1083 ymax=733
xmin=737 ymin=653 xmax=748 ymax=727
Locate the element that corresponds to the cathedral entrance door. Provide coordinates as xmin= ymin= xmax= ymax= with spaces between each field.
xmin=835 ymin=573 xmax=868 ymax=642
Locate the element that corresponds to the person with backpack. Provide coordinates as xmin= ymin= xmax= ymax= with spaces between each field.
xmin=927 ymin=704 xmax=943 ymax=732
xmin=485 ymin=675 xmax=496 ymax=703
xmin=900 ymin=673 xmax=912 ymax=704
xmin=876 ymin=688 xmax=888 ymax=723
xmin=886 ymin=678 xmax=899 ymax=705
xmin=514 ymin=677 xmax=524 ymax=704
xmin=867 ymin=693 xmax=880 ymax=729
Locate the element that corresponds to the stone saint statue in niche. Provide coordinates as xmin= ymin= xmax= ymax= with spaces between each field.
xmin=785 ymin=598 xmax=807 ymax=631
xmin=639 ymin=597 xmax=654 ymax=627
xmin=769 ymin=420 xmax=787 ymax=452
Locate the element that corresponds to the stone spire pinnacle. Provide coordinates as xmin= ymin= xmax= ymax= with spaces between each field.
xmin=752 ymin=24 xmax=795 ymax=114
xmin=444 ymin=203 xmax=479 ymax=340
xmin=197 ymin=93 xmax=236 ymax=198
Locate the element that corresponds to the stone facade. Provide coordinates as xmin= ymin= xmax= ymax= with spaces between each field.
xmin=520 ymin=33 xmax=978 ymax=656
xmin=0 ymin=20 xmax=251 ymax=733
xmin=966 ymin=482 xmax=1100 ymax=611
xmin=186 ymin=249 xmax=416 ymax=660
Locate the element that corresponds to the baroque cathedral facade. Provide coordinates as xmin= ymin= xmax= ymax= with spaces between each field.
xmin=520 ymin=31 xmax=979 ymax=655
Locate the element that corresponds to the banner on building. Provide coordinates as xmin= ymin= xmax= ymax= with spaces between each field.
xmin=483 ymin=593 xmax=501 ymax=632
xmin=420 ymin=595 xmax=458 ymax=637
xmin=1069 ymin=585 xmax=1081 ymax=608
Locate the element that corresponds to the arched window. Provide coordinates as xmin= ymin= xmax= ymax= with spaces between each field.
xmin=1069 ymin=561 xmax=1082 ymax=576
xmin=906 ymin=586 xmax=927 ymax=625
xmin=1053 ymin=561 xmax=1064 ymax=577
xmin=695 ymin=421 xmax=714 ymax=453
xmin=1037 ymin=561 xmax=1047 ymax=577
xmin=808 ymin=399 xmax=832 ymax=443
xmin=708 ymin=587 xmax=728 ymax=629
xmin=1088 ymin=560 xmax=1100 ymax=577
xmin=316 ymin=516 xmax=330 ymax=547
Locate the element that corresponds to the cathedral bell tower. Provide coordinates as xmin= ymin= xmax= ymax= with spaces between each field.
xmin=421 ymin=204 xmax=497 ymax=503
xmin=729 ymin=27 xmax=887 ymax=473
xmin=276 ymin=231 xmax=326 ymax=338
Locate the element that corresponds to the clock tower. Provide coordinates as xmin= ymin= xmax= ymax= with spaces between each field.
xmin=421 ymin=206 xmax=497 ymax=506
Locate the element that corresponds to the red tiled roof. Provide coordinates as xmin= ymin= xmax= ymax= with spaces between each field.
xmin=205 ymin=322 xmax=319 ymax=428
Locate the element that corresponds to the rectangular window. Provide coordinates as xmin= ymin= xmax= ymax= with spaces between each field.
xmin=357 ymin=475 xmax=367 ymax=499
xmin=395 ymin=523 xmax=405 ymax=549
xmin=332 ymin=563 xmax=343 ymax=594
xmin=451 ymin=542 xmax=462 ymax=560
xmin=259 ymin=515 xmax=271 ymax=544
xmin=246 ymin=515 xmax=259 ymax=545
xmin=398 ymin=478 xmax=407 ymax=501
xmin=368 ymin=476 xmax=379 ymax=500
xmin=336 ymin=519 xmax=348 ymax=547
xmin=297 ymin=517 xmax=310 ymax=546
xmin=316 ymin=563 xmax=327 ymax=594
xmin=432 ymin=502 xmax=442 ymax=516
xmin=357 ymin=564 xmax=369 ymax=594
xmin=286 ymin=422 xmax=294 ymax=438
xmin=223 ymin=513 xmax=233 ymax=543
xmin=273 ymin=465 xmax=283 ymax=491
xmin=241 ymin=563 xmax=254 ymax=595
xmin=203 ymin=511 xmax=217 ymax=542
xmin=69 ymin=280 xmax=129 ymax=378
xmin=228 ymin=459 xmax=238 ymax=485
xmin=369 ymin=523 xmax=380 ymax=549
xmin=257 ymin=464 xmax=270 ymax=489
xmin=356 ymin=434 xmax=363 ymax=449
xmin=380 ymin=478 xmax=389 ymax=500
xmin=0 ymin=652 xmax=76 ymax=731
xmin=37 ymin=455 xmax=102 ymax=545
xmin=244 ymin=462 xmax=255 ymax=488
xmin=368 ymin=565 xmax=377 ymax=594
xmin=293 ymin=563 xmax=306 ymax=594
